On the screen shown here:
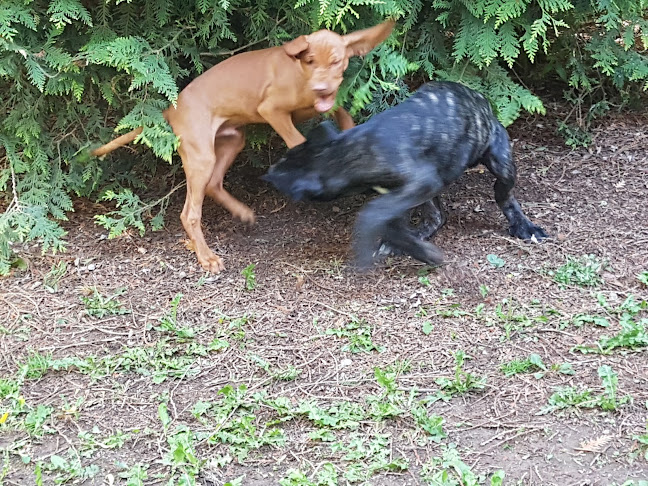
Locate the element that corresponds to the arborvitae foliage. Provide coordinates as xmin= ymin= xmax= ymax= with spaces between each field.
xmin=1 ymin=0 xmax=647 ymax=273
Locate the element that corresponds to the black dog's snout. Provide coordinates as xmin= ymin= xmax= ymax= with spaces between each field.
xmin=262 ymin=162 xmax=281 ymax=182
xmin=290 ymin=175 xmax=321 ymax=201
xmin=263 ymin=164 xmax=321 ymax=201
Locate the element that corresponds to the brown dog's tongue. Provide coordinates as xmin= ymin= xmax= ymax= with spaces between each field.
xmin=315 ymin=95 xmax=335 ymax=113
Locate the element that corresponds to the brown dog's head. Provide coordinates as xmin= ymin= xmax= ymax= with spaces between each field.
xmin=283 ymin=19 xmax=395 ymax=113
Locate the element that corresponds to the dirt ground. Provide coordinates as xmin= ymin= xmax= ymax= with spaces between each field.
xmin=1 ymin=108 xmax=648 ymax=486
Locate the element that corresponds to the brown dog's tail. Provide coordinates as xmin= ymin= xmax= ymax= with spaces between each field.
xmin=90 ymin=127 xmax=143 ymax=157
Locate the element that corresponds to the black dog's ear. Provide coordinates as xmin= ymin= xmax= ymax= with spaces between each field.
xmin=306 ymin=120 xmax=340 ymax=145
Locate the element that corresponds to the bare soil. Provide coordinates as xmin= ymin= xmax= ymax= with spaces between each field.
xmin=1 ymin=109 xmax=648 ymax=486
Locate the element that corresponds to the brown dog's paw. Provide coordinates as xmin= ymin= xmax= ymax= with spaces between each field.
xmin=233 ymin=206 xmax=256 ymax=225
xmin=199 ymin=254 xmax=226 ymax=273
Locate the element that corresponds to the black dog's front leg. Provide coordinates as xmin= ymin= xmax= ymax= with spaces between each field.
xmin=352 ymin=199 xmax=393 ymax=269
xmin=378 ymin=196 xmax=446 ymax=258
xmin=352 ymin=186 xmax=444 ymax=270
xmin=483 ymin=125 xmax=548 ymax=241
xmin=382 ymin=218 xmax=444 ymax=265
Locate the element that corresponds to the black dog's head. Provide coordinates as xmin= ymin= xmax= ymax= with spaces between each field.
xmin=263 ymin=121 xmax=342 ymax=201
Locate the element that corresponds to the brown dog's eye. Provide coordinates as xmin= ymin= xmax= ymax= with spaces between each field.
xmin=305 ymin=59 xmax=314 ymax=65
xmin=332 ymin=59 xmax=341 ymax=65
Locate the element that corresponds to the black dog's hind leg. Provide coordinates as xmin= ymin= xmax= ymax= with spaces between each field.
xmin=482 ymin=124 xmax=548 ymax=241
xmin=353 ymin=183 xmax=444 ymax=270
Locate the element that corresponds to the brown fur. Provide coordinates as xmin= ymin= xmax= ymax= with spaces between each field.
xmin=92 ymin=20 xmax=395 ymax=273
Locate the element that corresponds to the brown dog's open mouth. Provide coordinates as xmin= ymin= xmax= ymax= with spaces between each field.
xmin=315 ymin=93 xmax=336 ymax=113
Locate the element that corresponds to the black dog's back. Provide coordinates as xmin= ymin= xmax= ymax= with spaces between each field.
xmin=264 ymin=81 xmax=548 ymax=269
xmin=358 ymin=82 xmax=498 ymax=176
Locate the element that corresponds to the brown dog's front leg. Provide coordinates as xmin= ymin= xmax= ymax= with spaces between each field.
xmin=258 ymin=106 xmax=307 ymax=148
xmin=333 ymin=107 xmax=355 ymax=131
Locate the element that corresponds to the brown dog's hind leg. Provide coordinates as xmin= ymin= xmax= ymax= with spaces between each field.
xmin=177 ymin=129 xmax=227 ymax=273
xmin=204 ymin=128 xmax=255 ymax=224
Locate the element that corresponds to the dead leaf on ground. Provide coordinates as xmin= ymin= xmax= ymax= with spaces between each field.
xmin=574 ymin=435 xmax=613 ymax=453
xmin=296 ymin=275 xmax=305 ymax=291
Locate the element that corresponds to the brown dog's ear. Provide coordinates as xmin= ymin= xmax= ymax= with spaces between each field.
xmin=343 ymin=19 xmax=396 ymax=57
xmin=283 ymin=35 xmax=310 ymax=57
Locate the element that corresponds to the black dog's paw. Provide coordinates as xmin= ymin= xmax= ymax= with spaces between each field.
xmin=351 ymin=246 xmax=380 ymax=273
xmin=510 ymin=221 xmax=549 ymax=242
xmin=375 ymin=240 xmax=444 ymax=266
xmin=417 ymin=241 xmax=445 ymax=266
xmin=350 ymin=258 xmax=379 ymax=274
xmin=376 ymin=241 xmax=405 ymax=258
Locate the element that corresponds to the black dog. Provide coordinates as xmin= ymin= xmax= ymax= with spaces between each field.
xmin=263 ymin=81 xmax=548 ymax=269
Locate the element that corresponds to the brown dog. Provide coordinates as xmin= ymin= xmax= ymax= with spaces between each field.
xmin=92 ymin=20 xmax=395 ymax=273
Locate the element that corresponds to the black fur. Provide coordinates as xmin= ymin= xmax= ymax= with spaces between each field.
xmin=263 ymin=81 xmax=548 ymax=270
